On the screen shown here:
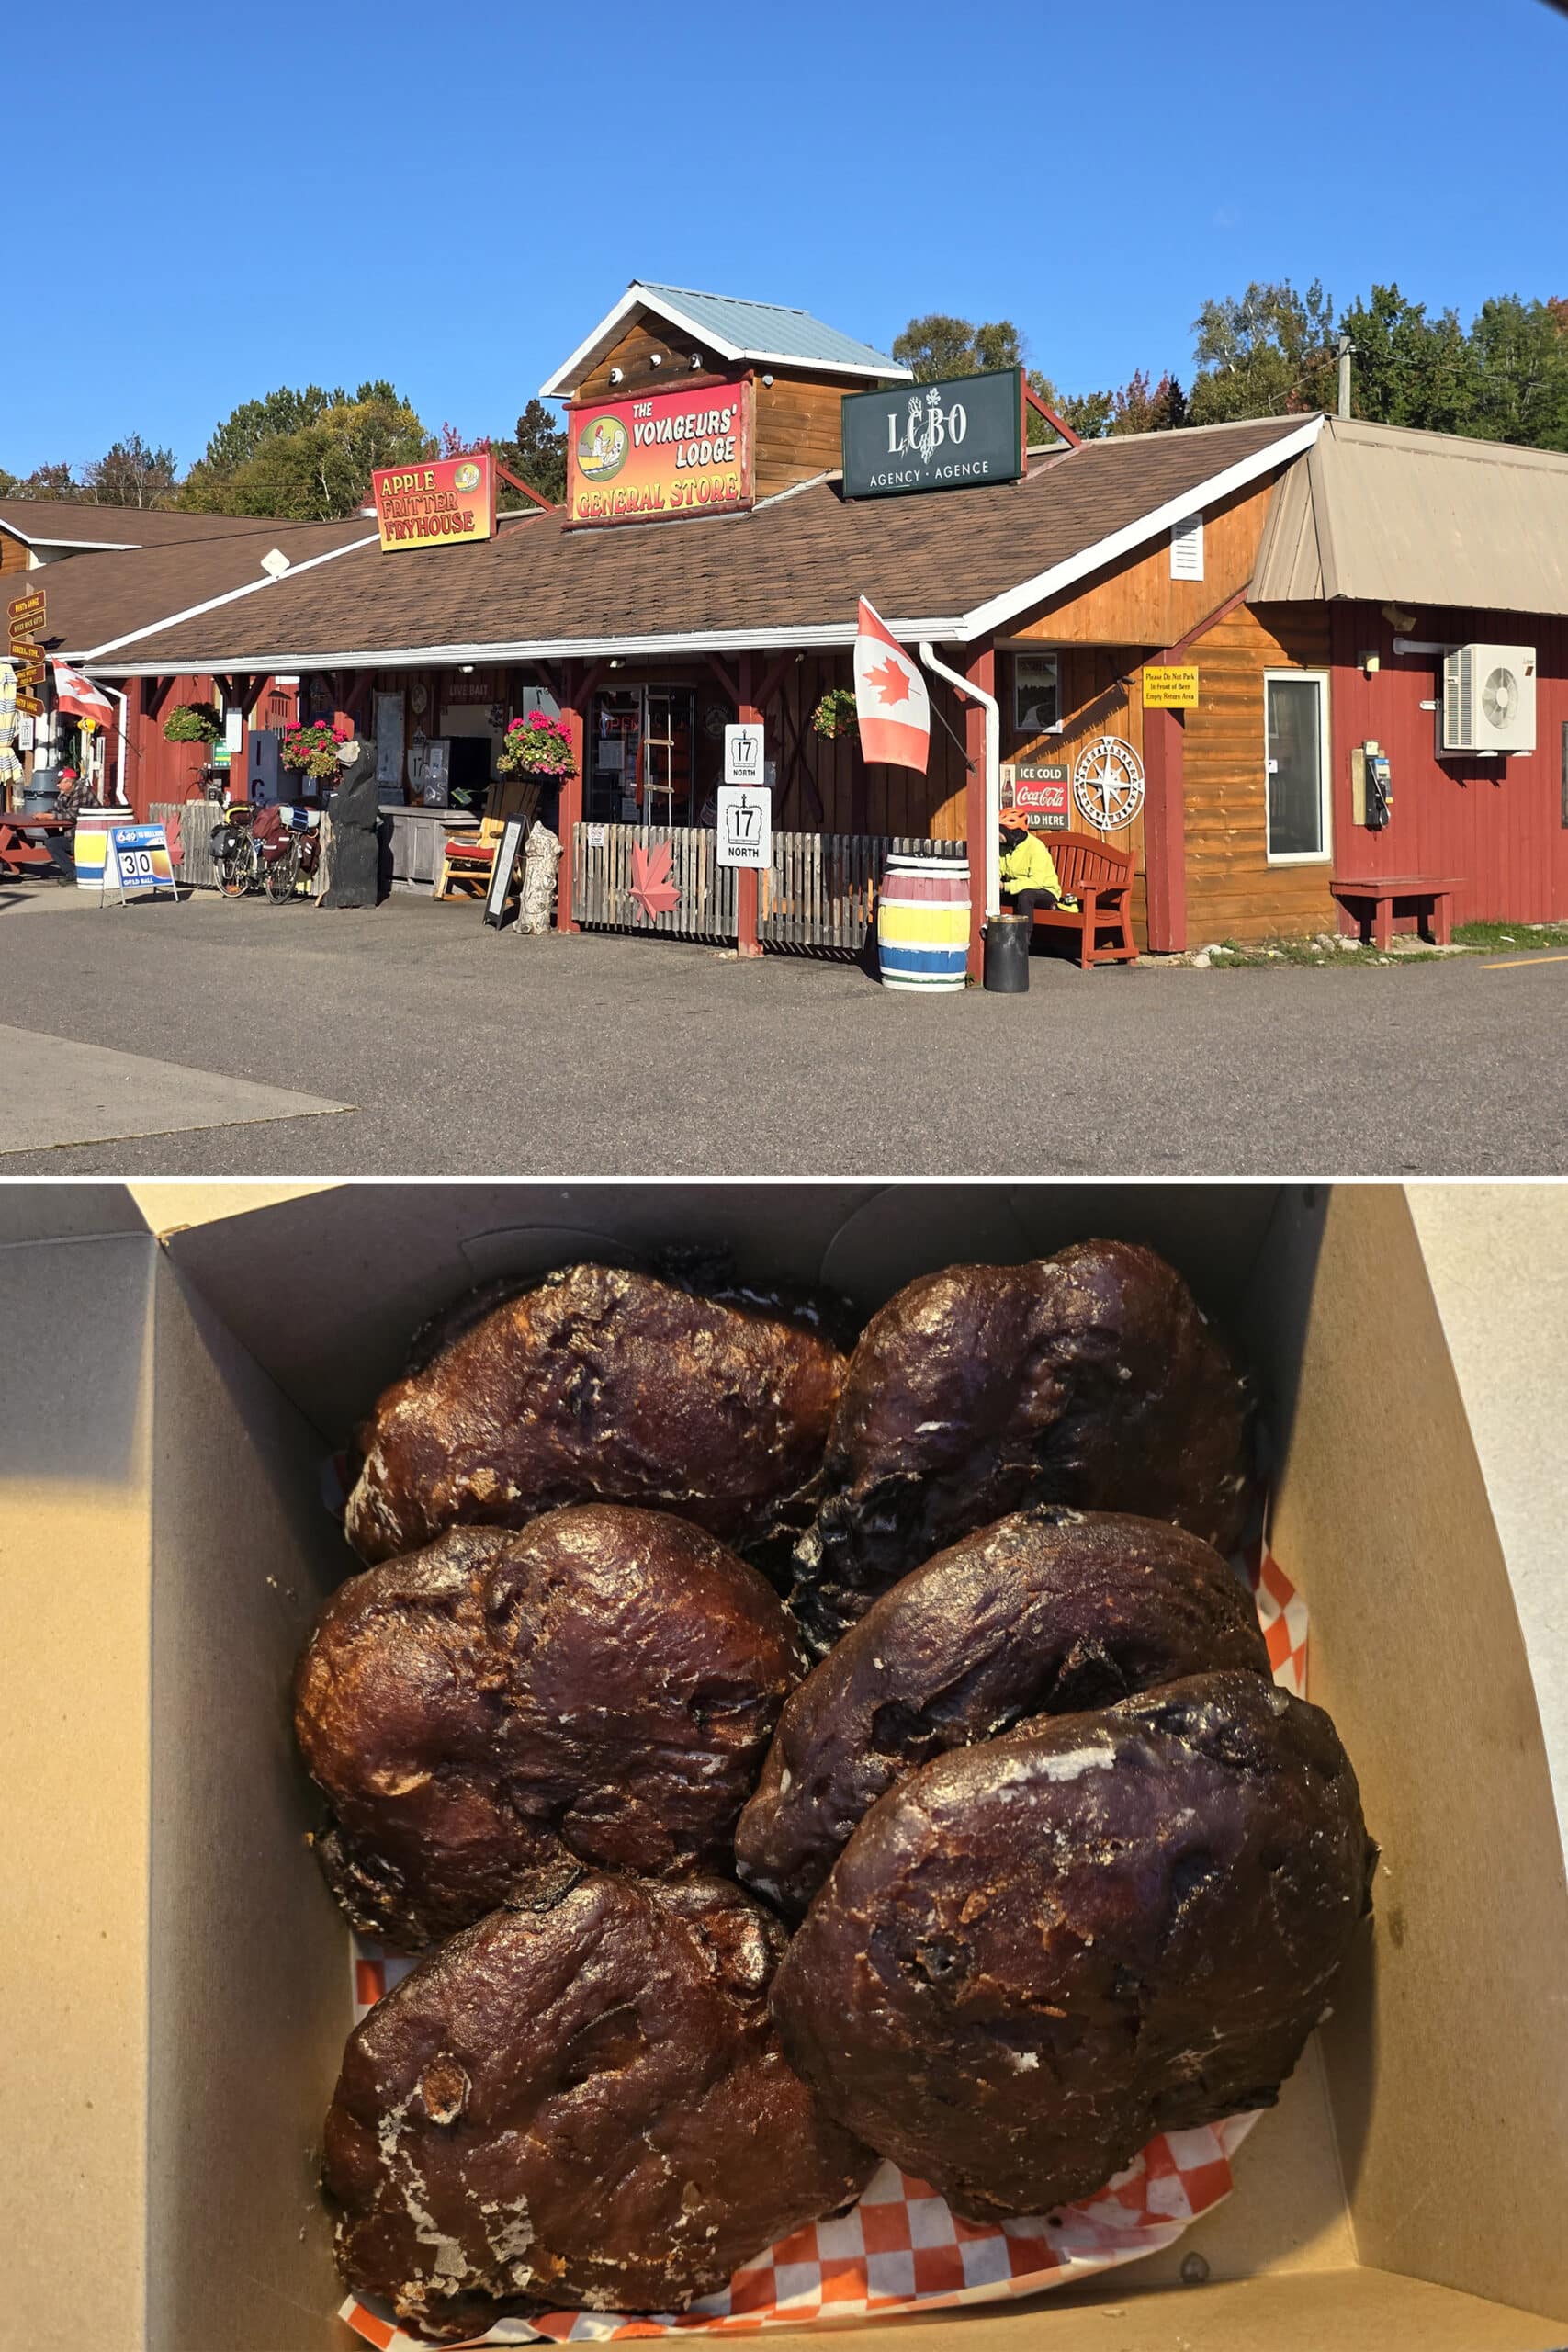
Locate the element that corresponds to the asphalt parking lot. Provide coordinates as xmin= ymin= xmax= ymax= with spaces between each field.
xmin=3 ymin=884 xmax=1566 ymax=1175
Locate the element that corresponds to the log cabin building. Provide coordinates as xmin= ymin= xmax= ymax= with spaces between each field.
xmin=51 ymin=280 xmax=1568 ymax=972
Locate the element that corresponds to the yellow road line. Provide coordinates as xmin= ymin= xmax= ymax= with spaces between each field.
xmin=1481 ymin=953 xmax=1568 ymax=970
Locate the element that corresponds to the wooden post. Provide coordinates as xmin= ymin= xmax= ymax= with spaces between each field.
xmin=1143 ymin=657 xmax=1187 ymax=955
xmin=735 ymin=652 xmax=762 ymax=957
xmin=556 ymin=662 xmax=586 ymax=933
xmin=964 ymin=643 xmax=993 ymax=983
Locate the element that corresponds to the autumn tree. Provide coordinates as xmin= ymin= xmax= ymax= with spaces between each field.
xmin=182 ymin=381 xmax=428 ymax=516
xmin=0 ymin=460 xmax=82 ymax=500
xmin=1187 ymin=280 xmax=1339 ymax=423
xmin=492 ymin=400 xmax=568 ymax=506
xmin=83 ymin=434 xmax=180 ymax=507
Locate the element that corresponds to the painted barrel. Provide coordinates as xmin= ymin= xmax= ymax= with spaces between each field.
xmin=877 ymin=855 xmax=971 ymax=992
xmin=72 ymin=808 xmax=116 ymax=891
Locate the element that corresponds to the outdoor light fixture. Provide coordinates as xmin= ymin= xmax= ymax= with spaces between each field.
xmin=461 ymin=664 xmax=475 ymax=673
xmin=608 ymin=367 xmax=624 ymax=385
xmin=689 ymin=353 xmax=702 ymax=368
xmin=1360 ymin=652 xmax=1381 ymax=675
xmin=761 ymin=373 xmax=774 ymax=387
xmin=649 ymin=352 xmax=663 ymax=368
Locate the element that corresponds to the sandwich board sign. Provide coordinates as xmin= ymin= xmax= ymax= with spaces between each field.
xmin=483 ymin=813 xmax=529 ymax=929
xmin=103 ymin=822 xmax=178 ymax=905
xmin=716 ymin=785 xmax=772 ymax=870
xmin=723 ymin=723 xmax=764 ymax=786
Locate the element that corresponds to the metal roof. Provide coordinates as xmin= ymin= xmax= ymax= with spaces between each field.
xmin=1252 ymin=415 xmax=1568 ymax=616
xmin=539 ymin=281 xmax=910 ymax=398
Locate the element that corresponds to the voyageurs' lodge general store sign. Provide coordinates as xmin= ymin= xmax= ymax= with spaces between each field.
xmin=371 ymin=452 xmax=496 ymax=551
xmin=567 ymin=380 xmax=756 ymax=527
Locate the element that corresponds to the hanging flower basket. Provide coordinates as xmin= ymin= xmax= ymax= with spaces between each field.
xmin=163 ymin=701 xmax=223 ymax=745
xmin=497 ymin=711 xmax=578 ymax=780
xmin=811 ymin=686 xmax=860 ymax=741
xmin=281 ymin=718 xmax=354 ymax=783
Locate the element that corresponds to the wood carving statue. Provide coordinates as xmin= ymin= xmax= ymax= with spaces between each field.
xmin=321 ymin=738 xmax=383 ymax=910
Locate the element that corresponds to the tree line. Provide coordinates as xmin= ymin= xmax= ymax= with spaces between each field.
xmin=0 ymin=390 xmax=569 ymax=519
xmin=5 ymin=278 xmax=1565 ymax=520
xmin=897 ymin=279 xmax=1568 ymax=450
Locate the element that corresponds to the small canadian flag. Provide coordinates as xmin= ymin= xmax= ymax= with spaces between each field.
xmin=853 ymin=596 xmax=930 ymax=773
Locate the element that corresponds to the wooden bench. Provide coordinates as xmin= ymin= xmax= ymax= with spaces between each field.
xmin=1332 ymin=874 xmax=1460 ymax=949
xmin=1020 ymin=831 xmax=1137 ymax=969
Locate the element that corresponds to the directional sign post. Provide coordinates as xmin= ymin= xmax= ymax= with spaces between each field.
xmin=716 ymin=785 xmax=772 ymax=871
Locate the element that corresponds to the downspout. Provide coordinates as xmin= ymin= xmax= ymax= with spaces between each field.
xmin=919 ymin=641 xmax=999 ymax=917
xmin=107 ymin=684 xmax=130 ymax=806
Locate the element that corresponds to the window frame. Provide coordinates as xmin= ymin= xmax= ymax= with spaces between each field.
xmin=1012 ymin=650 xmax=1063 ymax=738
xmin=1263 ymin=667 xmax=1333 ymax=867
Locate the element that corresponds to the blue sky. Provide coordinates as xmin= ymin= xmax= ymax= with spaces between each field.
xmin=10 ymin=0 xmax=1566 ymax=475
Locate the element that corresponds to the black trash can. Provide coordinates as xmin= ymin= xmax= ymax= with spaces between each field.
xmin=983 ymin=908 xmax=1031 ymax=993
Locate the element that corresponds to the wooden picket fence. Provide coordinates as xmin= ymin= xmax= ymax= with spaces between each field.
xmin=571 ymin=824 xmax=738 ymax=941
xmin=761 ymin=833 xmax=968 ymax=953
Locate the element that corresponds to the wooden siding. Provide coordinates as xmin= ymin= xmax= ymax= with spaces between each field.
xmin=1181 ymin=604 xmax=1335 ymax=943
xmin=570 ymin=310 xmax=870 ymax=503
xmin=1 ymin=527 xmax=35 ymax=574
xmin=758 ymin=654 xmax=968 ymax=839
xmin=1009 ymin=647 xmax=1150 ymax=944
xmin=1010 ymin=475 xmax=1280 ymax=649
xmin=574 ymin=318 xmax=736 ymax=409
xmin=1326 ymin=605 xmax=1568 ymax=927
xmin=754 ymin=377 xmax=858 ymax=499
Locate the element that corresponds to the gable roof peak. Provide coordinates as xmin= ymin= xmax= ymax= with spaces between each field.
xmin=539 ymin=281 xmax=911 ymax=399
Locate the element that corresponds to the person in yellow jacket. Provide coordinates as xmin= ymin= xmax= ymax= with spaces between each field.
xmin=998 ymin=810 xmax=1077 ymax=925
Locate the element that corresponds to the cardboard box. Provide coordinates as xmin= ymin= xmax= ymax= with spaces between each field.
xmin=5 ymin=1182 xmax=1566 ymax=2352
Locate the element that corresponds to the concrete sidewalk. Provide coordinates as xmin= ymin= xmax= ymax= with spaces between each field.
xmin=1 ymin=885 xmax=1563 ymax=1175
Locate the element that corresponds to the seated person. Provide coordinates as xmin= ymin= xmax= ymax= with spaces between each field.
xmin=45 ymin=766 xmax=88 ymax=878
xmin=998 ymin=810 xmax=1077 ymax=923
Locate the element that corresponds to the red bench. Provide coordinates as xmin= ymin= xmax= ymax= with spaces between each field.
xmin=1021 ymin=831 xmax=1136 ymax=969
xmin=1332 ymin=874 xmax=1459 ymax=949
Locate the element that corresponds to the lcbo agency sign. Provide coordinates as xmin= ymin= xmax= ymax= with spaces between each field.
xmin=841 ymin=366 xmax=1025 ymax=500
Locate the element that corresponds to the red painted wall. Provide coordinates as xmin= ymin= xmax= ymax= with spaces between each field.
xmin=120 ymin=673 xmax=296 ymax=819
xmin=1330 ymin=605 xmax=1568 ymax=926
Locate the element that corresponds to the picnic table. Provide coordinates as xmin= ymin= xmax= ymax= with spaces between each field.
xmin=0 ymin=813 xmax=72 ymax=879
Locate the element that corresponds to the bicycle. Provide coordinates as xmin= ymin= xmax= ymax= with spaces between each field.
xmin=211 ymin=804 xmax=261 ymax=897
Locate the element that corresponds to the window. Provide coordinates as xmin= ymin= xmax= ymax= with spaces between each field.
xmin=1170 ymin=514 xmax=1204 ymax=581
xmin=1013 ymin=652 xmax=1060 ymax=736
xmin=1265 ymin=672 xmax=1331 ymax=863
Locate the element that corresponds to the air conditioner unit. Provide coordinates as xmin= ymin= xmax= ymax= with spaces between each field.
xmin=1440 ymin=643 xmax=1536 ymax=754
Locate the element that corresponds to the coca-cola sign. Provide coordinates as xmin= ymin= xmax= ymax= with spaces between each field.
xmin=840 ymin=366 xmax=1024 ymax=500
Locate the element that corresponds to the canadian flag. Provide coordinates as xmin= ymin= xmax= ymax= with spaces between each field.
xmin=853 ymin=597 xmax=930 ymax=773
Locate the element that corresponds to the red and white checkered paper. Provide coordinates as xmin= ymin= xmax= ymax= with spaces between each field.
xmin=342 ymin=1547 xmax=1305 ymax=2351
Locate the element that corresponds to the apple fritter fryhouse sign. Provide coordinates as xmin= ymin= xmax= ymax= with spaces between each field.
xmin=371 ymin=453 xmax=497 ymax=551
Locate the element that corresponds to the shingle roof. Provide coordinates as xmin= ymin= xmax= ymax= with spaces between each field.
xmin=539 ymin=282 xmax=910 ymax=397
xmin=83 ymin=418 xmax=1314 ymax=674
xmin=0 ymin=500 xmax=307 ymax=551
xmin=16 ymin=517 xmax=380 ymax=658
xmin=1252 ymin=414 xmax=1568 ymax=616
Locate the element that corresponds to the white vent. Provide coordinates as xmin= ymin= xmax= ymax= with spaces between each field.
xmin=1440 ymin=643 xmax=1536 ymax=754
xmin=259 ymin=548 xmax=290 ymax=579
xmin=1170 ymin=515 xmax=1204 ymax=581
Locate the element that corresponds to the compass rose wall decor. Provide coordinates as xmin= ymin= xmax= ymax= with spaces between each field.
xmin=1072 ymin=736 xmax=1146 ymax=832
